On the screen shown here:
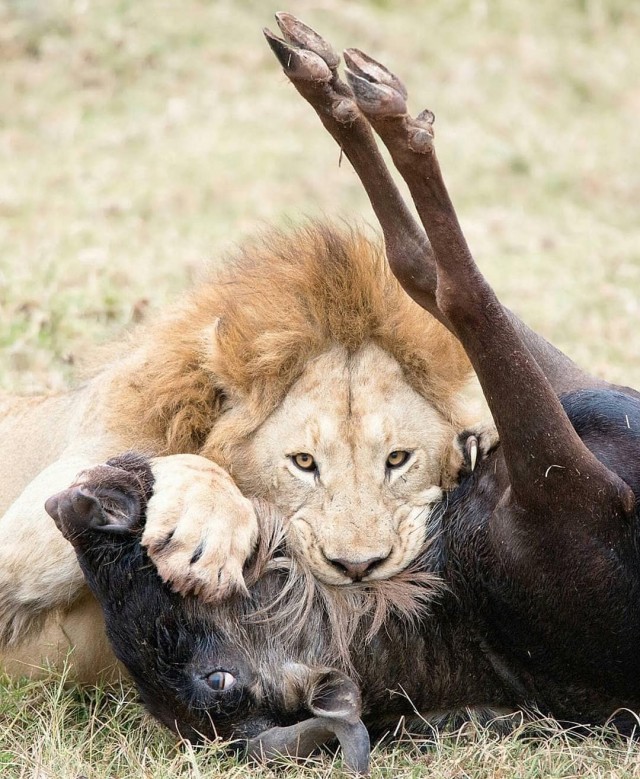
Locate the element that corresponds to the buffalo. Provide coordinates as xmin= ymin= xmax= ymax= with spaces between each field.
xmin=46 ymin=13 xmax=640 ymax=775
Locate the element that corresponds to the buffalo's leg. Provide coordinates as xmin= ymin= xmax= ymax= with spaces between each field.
xmin=264 ymin=16 xmax=634 ymax=526
xmin=265 ymin=16 xmax=499 ymax=471
xmin=264 ymin=15 xmax=445 ymax=326
xmin=264 ymin=15 xmax=617 ymax=399
xmin=343 ymin=49 xmax=616 ymax=397
xmin=342 ymin=53 xmax=635 ymax=525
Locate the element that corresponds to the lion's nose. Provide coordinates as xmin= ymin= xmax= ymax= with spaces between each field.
xmin=325 ymin=555 xmax=388 ymax=582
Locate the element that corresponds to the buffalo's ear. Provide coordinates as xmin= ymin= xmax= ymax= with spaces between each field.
xmin=307 ymin=668 xmax=362 ymax=724
xmin=46 ymin=463 xmax=145 ymax=545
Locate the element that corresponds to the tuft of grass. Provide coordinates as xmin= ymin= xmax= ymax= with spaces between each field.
xmin=2 ymin=676 xmax=640 ymax=779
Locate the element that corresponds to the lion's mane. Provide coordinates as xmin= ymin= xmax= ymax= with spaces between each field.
xmin=105 ymin=222 xmax=471 ymax=457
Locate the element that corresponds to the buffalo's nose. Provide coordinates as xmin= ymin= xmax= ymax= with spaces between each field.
xmin=326 ymin=555 xmax=387 ymax=581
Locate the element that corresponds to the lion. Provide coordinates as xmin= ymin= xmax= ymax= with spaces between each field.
xmin=0 ymin=222 xmax=480 ymax=682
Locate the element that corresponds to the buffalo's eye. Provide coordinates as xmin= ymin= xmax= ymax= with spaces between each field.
xmin=386 ymin=450 xmax=411 ymax=469
xmin=291 ymin=453 xmax=317 ymax=472
xmin=205 ymin=671 xmax=237 ymax=691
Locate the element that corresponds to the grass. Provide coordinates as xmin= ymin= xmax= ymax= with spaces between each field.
xmin=2 ymin=675 xmax=640 ymax=778
xmin=2 ymin=0 xmax=640 ymax=775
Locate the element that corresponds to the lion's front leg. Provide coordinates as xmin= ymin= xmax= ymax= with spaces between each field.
xmin=142 ymin=454 xmax=259 ymax=601
xmin=0 ymin=454 xmax=100 ymax=648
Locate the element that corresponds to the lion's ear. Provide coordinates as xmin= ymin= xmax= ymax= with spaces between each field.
xmin=201 ymin=317 xmax=223 ymax=369
xmin=201 ymin=317 xmax=248 ymax=403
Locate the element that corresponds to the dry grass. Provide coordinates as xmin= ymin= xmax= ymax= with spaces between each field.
xmin=2 ymin=673 xmax=640 ymax=778
xmin=2 ymin=0 xmax=640 ymax=775
xmin=2 ymin=0 xmax=640 ymax=394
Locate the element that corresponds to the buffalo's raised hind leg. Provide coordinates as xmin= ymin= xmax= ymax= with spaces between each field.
xmin=264 ymin=15 xmax=635 ymax=528
xmin=343 ymin=53 xmax=635 ymax=526
xmin=342 ymin=49 xmax=617 ymax=398
xmin=264 ymin=15 xmax=619 ymax=400
xmin=264 ymin=14 xmax=445 ymax=326
xmin=264 ymin=15 xmax=497 ymax=472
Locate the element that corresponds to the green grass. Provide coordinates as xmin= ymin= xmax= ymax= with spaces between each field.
xmin=2 ymin=0 xmax=640 ymax=775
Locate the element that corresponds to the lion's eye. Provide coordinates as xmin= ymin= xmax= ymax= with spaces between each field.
xmin=205 ymin=670 xmax=236 ymax=691
xmin=291 ymin=453 xmax=317 ymax=472
xmin=386 ymin=450 xmax=411 ymax=469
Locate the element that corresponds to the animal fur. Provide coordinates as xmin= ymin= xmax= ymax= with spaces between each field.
xmin=0 ymin=222 xmax=475 ymax=681
xmin=104 ymin=223 xmax=472 ymax=455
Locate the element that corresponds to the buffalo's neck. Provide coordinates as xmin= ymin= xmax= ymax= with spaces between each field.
xmin=442 ymin=441 xmax=640 ymax=729
xmin=352 ymin=460 xmax=516 ymax=728
xmin=353 ymin=596 xmax=514 ymax=730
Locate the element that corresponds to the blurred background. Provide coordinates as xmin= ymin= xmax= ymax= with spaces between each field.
xmin=1 ymin=0 xmax=639 ymax=393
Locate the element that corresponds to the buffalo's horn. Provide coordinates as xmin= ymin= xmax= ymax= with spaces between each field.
xmin=245 ymin=714 xmax=370 ymax=775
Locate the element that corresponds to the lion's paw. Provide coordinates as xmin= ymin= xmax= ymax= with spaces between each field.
xmin=442 ymin=421 xmax=500 ymax=489
xmin=143 ymin=454 xmax=258 ymax=602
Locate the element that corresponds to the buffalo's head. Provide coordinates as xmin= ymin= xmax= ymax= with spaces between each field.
xmin=45 ymin=453 xmax=370 ymax=774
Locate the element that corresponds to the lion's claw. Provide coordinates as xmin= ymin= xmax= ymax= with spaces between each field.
xmin=149 ymin=534 xmax=250 ymax=603
xmin=142 ymin=454 xmax=258 ymax=603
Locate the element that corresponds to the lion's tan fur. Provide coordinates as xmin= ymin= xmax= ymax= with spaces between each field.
xmin=0 ymin=222 xmax=474 ymax=681
xmin=105 ymin=223 xmax=471 ymax=454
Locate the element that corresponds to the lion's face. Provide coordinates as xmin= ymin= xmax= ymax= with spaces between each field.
xmin=226 ymin=344 xmax=456 ymax=585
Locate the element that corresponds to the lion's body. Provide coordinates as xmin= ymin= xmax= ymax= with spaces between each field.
xmin=0 ymin=224 xmax=475 ymax=682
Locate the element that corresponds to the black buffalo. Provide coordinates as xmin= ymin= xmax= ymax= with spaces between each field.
xmin=46 ymin=13 xmax=640 ymax=775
